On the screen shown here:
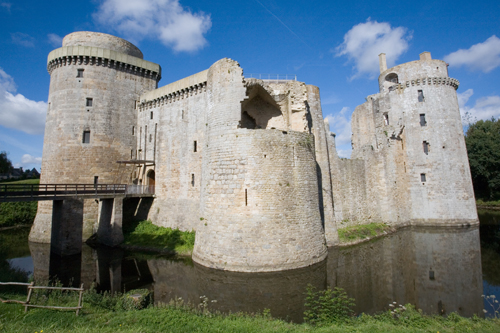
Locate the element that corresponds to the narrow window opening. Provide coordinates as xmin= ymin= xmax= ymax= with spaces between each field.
xmin=194 ymin=141 xmax=197 ymax=152
xmin=77 ymin=69 xmax=84 ymax=78
xmin=420 ymin=114 xmax=427 ymax=126
xmin=150 ymin=111 xmax=153 ymax=119
xmin=418 ymin=90 xmax=425 ymax=102
xmin=132 ymin=126 xmax=135 ymax=136
xmin=191 ymin=174 xmax=195 ymax=187
xmin=423 ymin=141 xmax=429 ymax=155
xmin=82 ymin=130 xmax=90 ymax=144
xmin=245 ymin=189 xmax=248 ymax=206
xmin=94 ymin=176 xmax=99 ymax=187
xmin=264 ymin=154 xmax=266 ymax=158
xmin=384 ymin=113 xmax=389 ymax=126
xmin=86 ymin=98 xmax=93 ymax=107
xmin=421 ymin=173 xmax=426 ymax=182
xmin=429 ymin=270 xmax=435 ymax=280
xmin=404 ymin=162 xmax=406 ymax=173
xmin=149 ymin=134 xmax=152 ymax=142
xmin=182 ymin=110 xmax=184 ymax=120
xmin=130 ymin=150 xmax=133 ymax=159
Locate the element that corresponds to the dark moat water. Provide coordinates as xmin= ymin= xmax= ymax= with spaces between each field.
xmin=2 ymin=210 xmax=500 ymax=322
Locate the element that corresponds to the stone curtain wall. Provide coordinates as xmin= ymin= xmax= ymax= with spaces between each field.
xmin=137 ymin=77 xmax=208 ymax=231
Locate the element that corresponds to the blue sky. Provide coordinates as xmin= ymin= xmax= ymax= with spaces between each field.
xmin=1 ymin=0 xmax=499 ymax=171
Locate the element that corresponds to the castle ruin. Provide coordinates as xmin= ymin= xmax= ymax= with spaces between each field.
xmin=29 ymin=32 xmax=478 ymax=272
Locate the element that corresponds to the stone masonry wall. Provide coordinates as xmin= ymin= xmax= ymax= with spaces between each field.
xmin=194 ymin=129 xmax=327 ymax=272
xmin=31 ymin=32 xmax=159 ymax=243
xmin=136 ymin=77 xmax=208 ymax=231
xmin=336 ymin=54 xmax=478 ymax=229
xmin=193 ymin=59 xmax=327 ymax=272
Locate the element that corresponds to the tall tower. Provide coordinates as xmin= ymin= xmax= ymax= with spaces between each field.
xmin=30 ymin=32 xmax=161 ymax=244
xmin=349 ymin=52 xmax=478 ymax=226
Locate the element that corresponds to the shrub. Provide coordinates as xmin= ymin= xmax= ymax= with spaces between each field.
xmin=303 ymin=284 xmax=355 ymax=325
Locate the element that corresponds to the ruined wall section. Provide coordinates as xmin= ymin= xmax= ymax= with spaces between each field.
xmin=193 ymin=59 xmax=327 ymax=272
xmin=306 ymin=85 xmax=338 ymax=246
xmin=31 ymin=32 xmax=160 ymax=243
xmin=136 ymin=71 xmax=209 ymax=230
xmin=241 ymin=79 xmax=309 ymax=132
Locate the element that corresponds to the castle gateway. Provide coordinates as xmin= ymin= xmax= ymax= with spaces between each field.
xmin=30 ymin=32 xmax=478 ymax=272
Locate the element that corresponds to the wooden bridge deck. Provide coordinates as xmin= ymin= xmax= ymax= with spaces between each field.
xmin=0 ymin=184 xmax=154 ymax=203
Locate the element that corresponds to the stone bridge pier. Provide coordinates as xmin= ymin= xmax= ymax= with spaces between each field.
xmin=47 ymin=197 xmax=125 ymax=256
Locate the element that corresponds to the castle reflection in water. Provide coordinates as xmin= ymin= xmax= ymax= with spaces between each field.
xmin=30 ymin=226 xmax=483 ymax=322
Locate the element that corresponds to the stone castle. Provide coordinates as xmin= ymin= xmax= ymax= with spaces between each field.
xmin=29 ymin=32 xmax=478 ymax=272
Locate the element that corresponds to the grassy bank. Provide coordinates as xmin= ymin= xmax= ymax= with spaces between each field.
xmin=122 ymin=220 xmax=195 ymax=255
xmin=0 ymin=295 xmax=499 ymax=332
xmin=0 ymin=179 xmax=39 ymax=228
xmin=477 ymin=200 xmax=500 ymax=210
xmin=338 ymin=222 xmax=392 ymax=244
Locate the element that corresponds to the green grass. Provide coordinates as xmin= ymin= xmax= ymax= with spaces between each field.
xmin=1 ymin=297 xmax=500 ymax=333
xmin=0 ymin=178 xmax=40 ymax=185
xmin=477 ymin=199 xmax=500 ymax=207
xmin=338 ymin=223 xmax=391 ymax=243
xmin=122 ymin=220 xmax=195 ymax=254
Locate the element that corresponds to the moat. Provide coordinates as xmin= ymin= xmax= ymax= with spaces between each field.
xmin=2 ymin=210 xmax=499 ymax=323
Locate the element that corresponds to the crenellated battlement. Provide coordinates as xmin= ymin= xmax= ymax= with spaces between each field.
xmin=387 ymin=76 xmax=459 ymax=92
xmin=47 ymin=46 xmax=161 ymax=81
xmin=137 ymin=69 xmax=208 ymax=110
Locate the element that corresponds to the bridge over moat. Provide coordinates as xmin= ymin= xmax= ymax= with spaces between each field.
xmin=0 ymin=184 xmax=154 ymax=203
xmin=2 ymin=184 xmax=155 ymax=256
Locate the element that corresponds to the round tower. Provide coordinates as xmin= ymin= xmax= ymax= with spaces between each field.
xmin=30 ymin=31 xmax=161 ymax=243
xmin=378 ymin=52 xmax=477 ymax=225
xmin=193 ymin=59 xmax=327 ymax=272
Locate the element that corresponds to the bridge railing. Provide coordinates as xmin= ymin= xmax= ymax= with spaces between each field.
xmin=1 ymin=184 xmax=126 ymax=201
xmin=125 ymin=185 xmax=155 ymax=195
xmin=0 ymin=184 xmax=155 ymax=202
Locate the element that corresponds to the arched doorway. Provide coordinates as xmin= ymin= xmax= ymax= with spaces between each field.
xmin=147 ymin=170 xmax=155 ymax=194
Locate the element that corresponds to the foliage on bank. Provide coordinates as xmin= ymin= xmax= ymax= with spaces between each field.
xmin=465 ymin=118 xmax=500 ymax=201
xmin=337 ymin=222 xmax=391 ymax=243
xmin=1 ymin=288 xmax=500 ymax=333
xmin=122 ymin=220 xmax=195 ymax=254
xmin=0 ymin=179 xmax=39 ymax=228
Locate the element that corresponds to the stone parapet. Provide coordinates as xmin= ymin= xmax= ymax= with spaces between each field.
xmin=138 ymin=69 xmax=208 ymax=108
xmin=47 ymin=46 xmax=161 ymax=80
xmin=388 ymin=76 xmax=459 ymax=92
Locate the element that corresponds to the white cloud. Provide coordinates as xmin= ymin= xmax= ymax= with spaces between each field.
xmin=93 ymin=0 xmax=211 ymax=52
xmin=11 ymin=32 xmax=35 ymax=47
xmin=444 ymin=36 xmax=500 ymax=73
xmin=336 ymin=19 xmax=411 ymax=79
xmin=0 ymin=68 xmax=47 ymax=135
xmin=21 ymin=154 xmax=42 ymax=165
xmin=326 ymin=106 xmax=353 ymax=158
xmin=47 ymin=33 xmax=63 ymax=47
xmin=458 ymin=89 xmax=500 ymax=124
xmin=1 ymin=3 xmax=11 ymax=12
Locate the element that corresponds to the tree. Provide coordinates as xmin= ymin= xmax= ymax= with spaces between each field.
xmin=465 ymin=118 xmax=500 ymax=201
xmin=0 ymin=151 xmax=13 ymax=174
